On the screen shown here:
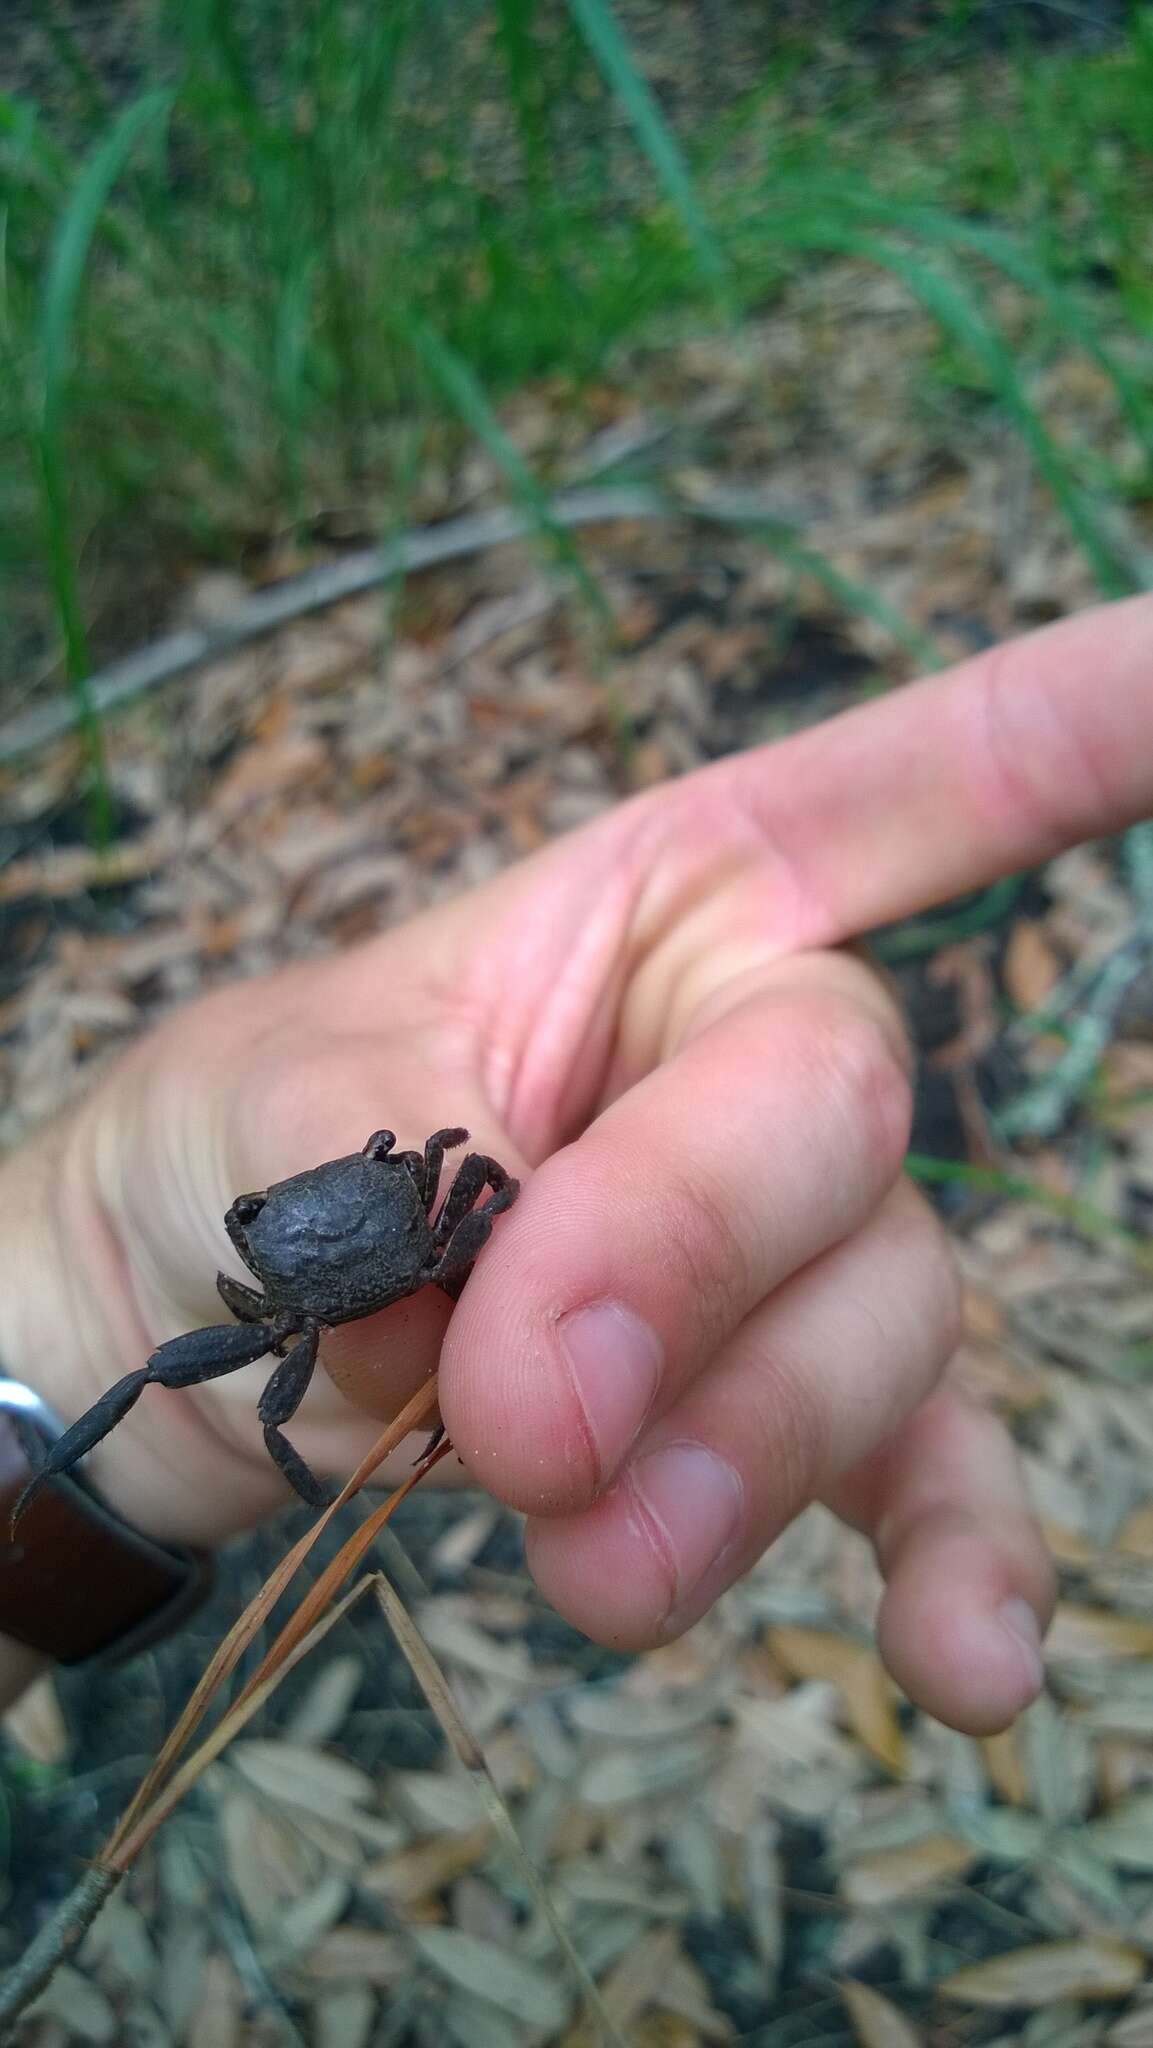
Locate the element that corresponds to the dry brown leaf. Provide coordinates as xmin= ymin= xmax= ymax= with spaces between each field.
xmin=77 ymin=1894 xmax=155 ymax=1993
xmin=1096 ymin=1736 xmax=1153 ymax=1807
xmin=949 ymin=1338 xmax=1051 ymax=1414
xmin=1106 ymin=1997 xmax=1153 ymax=2045
xmin=927 ymin=942 xmax=999 ymax=1063
xmin=450 ymin=1870 xmax=517 ymax=1945
xmin=597 ymin=1926 xmax=687 ymax=2032
xmin=841 ymin=1979 xmax=924 ymax=2047
xmin=594 ymin=1926 xmax=677 ymax=2029
xmin=0 ymin=828 xmax=176 ymax=903
xmin=718 ymin=1688 xmax=863 ymax=1826
xmin=230 ymin=1739 xmax=376 ymax=1814
xmin=1100 ymin=1044 xmax=1153 ymax=1104
xmin=284 ymin=1809 xmax=373 ymax=1868
xmin=429 ymin=1502 xmax=500 ymax=1573
xmin=409 ymin=1925 xmax=570 ymax=2033
xmin=841 ymin=1833 xmax=977 ymax=1908
xmin=273 ymin=1872 xmax=352 ymax=1956
xmin=1086 ymin=1789 xmax=1153 ymax=1870
xmin=1046 ymin=1607 xmax=1153 ymax=1661
xmin=982 ymin=1726 xmax=1030 ymax=1807
xmin=2 ymin=1672 xmax=70 ymax=1765
xmin=768 ymin=1628 xmax=905 ymax=1773
xmin=312 ymin=1983 xmax=377 ymax=2048
xmin=553 ymin=1858 xmax=685 ymax=1919
xmin=415 ymin=1606 xmax=535 ymax=1684
xmin=23 ymin=1965 xmax=116 ymax=2045
xmin=580 ymin=1735 xmax=719 ymax=1806
xmin=740 ymin=1812 xmax=784 ymax=1981
xmin=218 ymin=1786 xmax=316 ymax=1927
xmin=1040 ymin=1518 xmax=1102 ymax=1567
xmin=283 ymin=1656 xmax=365 ymax=1746
xmin=1004 ymin=919 xmax=1064 ymax=1010
xmin=1117 ymin=1503 xmax=1153 ymax=1560
xmin=567 ymin=1688 xmax=723 ymax=1743
xmin=939 ymin=1939 xmax=1146 ymax=2007
xmin=656 ymin=1952 xmax=736 ymax=2042
xmin=962 ymin=1283 xmax=1007 ymax=1344
xmin=187 ymin=1953 xmax=245 ymax=2048
xmin=155 ymin=1918 xmax=211 ymax=2033
xmin=361 ymin=1824 xmax=491 ymax=1909
xmin=303 ymin=1927 xmax=408 ymax=1984
xmin=389 ymin=1768 xmax=486 ymax=1835
xmin=209 ymin=730 xmax=328 ymax=816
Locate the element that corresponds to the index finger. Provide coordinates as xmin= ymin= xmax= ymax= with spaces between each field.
xmin=717 ymin=592 xmax=1152 ymax=945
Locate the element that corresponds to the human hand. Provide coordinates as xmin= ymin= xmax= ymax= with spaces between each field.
xmin=5 ymin=592 xmax=1150 ymax=1734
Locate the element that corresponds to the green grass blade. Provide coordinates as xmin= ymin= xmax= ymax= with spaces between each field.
xmin=409 ymin=316 xmax=612 ymax=634
xmin=37 ymin=87 xmax=172 ymax=838
xmin=691 ymin=495 xmax=944 ymax=673
xmin=746 ymin=207 xmax=1136 ymax=597
xmin=564 ymin=0 xmax=731 ymax=312
xmin=492 ymin=0 xmax=550 ymax=193
xmin=790 ymin=178 xmax=1153 ymax=465
xmin=905 ymin=1152 xmax=1153 ymax=1271
xmin=898 ymin=211 xmax=1153 ymax=465
xmin=872 ymin=876 xmax=1027 ymax=960
xmin=40 ymin=89 xmax=172 ymax=439
xmin=871 ymin=245 xmax=1135 ymax=598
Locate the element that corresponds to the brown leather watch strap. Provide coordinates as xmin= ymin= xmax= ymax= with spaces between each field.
xmin=0 ymin=1402 xmax=213 ymax=1665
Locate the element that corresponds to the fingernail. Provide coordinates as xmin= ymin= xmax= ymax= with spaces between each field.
xmin=557 ymin=1301 xmax=662 ymax=1483
xmin=998 ymin=1596 xmax=1045 ymax=1697
xmin=630 ymin=1440 xmax=744 ymax=1628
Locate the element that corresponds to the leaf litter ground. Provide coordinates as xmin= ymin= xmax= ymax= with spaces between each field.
xmin=1 ymin=269 xmax=1153 ymax=2048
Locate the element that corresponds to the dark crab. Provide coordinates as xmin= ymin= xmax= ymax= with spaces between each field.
xmin=14 ymin=1128 xmax=518 ymax=1522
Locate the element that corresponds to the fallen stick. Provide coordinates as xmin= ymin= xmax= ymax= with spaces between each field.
xmin=0 ymin=485 xmax=664 ymax=763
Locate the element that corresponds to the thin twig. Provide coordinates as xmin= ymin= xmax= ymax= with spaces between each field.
xmin=104 ymin=1376 xmax=440 ymax=1862
xmin=0 ymin=1391 xmax=444 ymax=2033
xmin=0 ymin=1866 xmax=121 ymax=2033
xmin=0 ymin=475 xmax=933 ymax=763
xmin=0 ymin=486 xmax=663 ymax=761
xmin=108 ymin=1571 xmax=385 ymax=1870
xmin=0 ymin=1568 xmax=394 ymax=2036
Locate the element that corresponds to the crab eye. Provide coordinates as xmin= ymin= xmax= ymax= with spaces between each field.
xmin=231 ymin=1193 xmax=264 ymax=1224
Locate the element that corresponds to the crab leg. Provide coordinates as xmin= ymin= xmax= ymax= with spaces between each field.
xmin=10 ymin=1318 xmax=285 ymax=1531
xmin=217 ymin=1272 xmax=269 ymax=1322
xmin=433 ymin=1159 xmax=520 ymax=1300
xmin=416 ymin=1127 xmax=470 ymax=1209
xmin=256 ymin=1326 xmax=329 ymax=1508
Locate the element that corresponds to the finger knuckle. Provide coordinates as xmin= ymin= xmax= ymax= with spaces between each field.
xmin=871 ymin=1186 xmax=963 ymax=1402
xmin=927 ymin=1217 xmax=964 ymax=1362
xmin=662 ymin=1161 xmax=756 ymax=1344
xmin=770 ymin=1354 xmax=830 ymax=1493
xmin=805 ymin=993 xmax=914 ymax=1181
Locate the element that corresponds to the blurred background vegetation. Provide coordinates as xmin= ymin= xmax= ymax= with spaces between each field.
xmin=2 ymin=0 xmax=1151 ymax=737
